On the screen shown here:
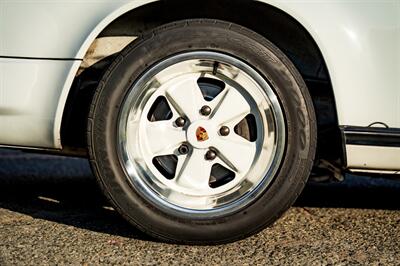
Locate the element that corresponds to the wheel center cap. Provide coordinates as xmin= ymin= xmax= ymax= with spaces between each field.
xmin=187 ymin=120 xmax=215 ymax=149
xmin=195 ymin=126 xmax=209 ymax=142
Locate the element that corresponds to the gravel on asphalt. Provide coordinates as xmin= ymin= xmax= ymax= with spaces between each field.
xmin=0 ymin=149 xmax=399 ymax=265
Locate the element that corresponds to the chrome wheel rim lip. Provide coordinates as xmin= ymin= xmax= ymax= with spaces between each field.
xmin=118 ymin=51 xmax=286 ymax=216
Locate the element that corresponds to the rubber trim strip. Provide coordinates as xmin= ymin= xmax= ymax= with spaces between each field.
xmin=0 ymin=55 xmax=81 ymax=61
xmin=342 ymin=126 xmax=400 ymax=147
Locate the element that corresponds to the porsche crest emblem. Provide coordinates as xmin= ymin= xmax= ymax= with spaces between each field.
xmin=196 ymin=126 xmax=209 ymax=142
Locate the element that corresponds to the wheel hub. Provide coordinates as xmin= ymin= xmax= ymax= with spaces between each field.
xmin=186 ymin=120 xmax=216 ymax=149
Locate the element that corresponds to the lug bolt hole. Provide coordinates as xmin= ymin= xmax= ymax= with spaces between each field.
xmin=178 ymin=144 xmax=190 ymax=155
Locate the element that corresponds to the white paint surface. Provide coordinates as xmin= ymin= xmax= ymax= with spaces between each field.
xmin=0 ymin=0 xmax=399 ymax=173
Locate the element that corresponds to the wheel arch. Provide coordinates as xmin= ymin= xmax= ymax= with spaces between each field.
xmin=58 ymin=0 xmax=342 ymax=163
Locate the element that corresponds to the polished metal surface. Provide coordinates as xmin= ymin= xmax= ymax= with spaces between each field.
xmin=205 ymin=150 xmax=217 ymax=161
xmin=200 ymin=105 xmax=211 ymax=116
xmin=117 ymin=51 xmax=286 ymax=216
xmin=219 ymin=126 xmax=230 ymax=136
xmin=175 ymin=117 xmax=186 ymax=127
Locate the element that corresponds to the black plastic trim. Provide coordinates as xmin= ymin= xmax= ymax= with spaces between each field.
xmin=342 ymin=126 xmax=400 ymax=147
xmin=0 ymin=55 xmax=81 ymax=61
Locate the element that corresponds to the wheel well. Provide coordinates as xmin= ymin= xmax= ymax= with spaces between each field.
xmin=61 ymin=0 xmax=342 ymax=163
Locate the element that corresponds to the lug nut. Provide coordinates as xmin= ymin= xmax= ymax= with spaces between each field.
xmin=205 ymin=149 xmax=217 ymax=160
xmin=178 ymin=144 xmax=189 ymax=155
xmin=200 ymin=105 xmax=212 ymax=116
xmin=219 ymin=126 xmax=230 ymax=136
xmin=175 ymin=117 xmax=186 ymax=127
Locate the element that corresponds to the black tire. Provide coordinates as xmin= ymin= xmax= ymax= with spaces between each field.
xmin=88 ymin=19 xmax=316 ymax=244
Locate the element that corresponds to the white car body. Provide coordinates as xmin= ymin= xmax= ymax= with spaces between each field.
xmin=0 ymin=0 xmax=399 ymax=173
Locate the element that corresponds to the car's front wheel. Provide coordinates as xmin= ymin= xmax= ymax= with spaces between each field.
xmin=88 ymin=19 xmax=316 ymax=244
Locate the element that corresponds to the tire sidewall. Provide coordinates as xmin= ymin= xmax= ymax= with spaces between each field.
xmin=89 ymin=20 xmax=316 ymax=243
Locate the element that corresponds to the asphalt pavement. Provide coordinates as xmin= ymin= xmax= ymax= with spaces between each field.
xmin=0 ymin=149 xmax=399 ymax=265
